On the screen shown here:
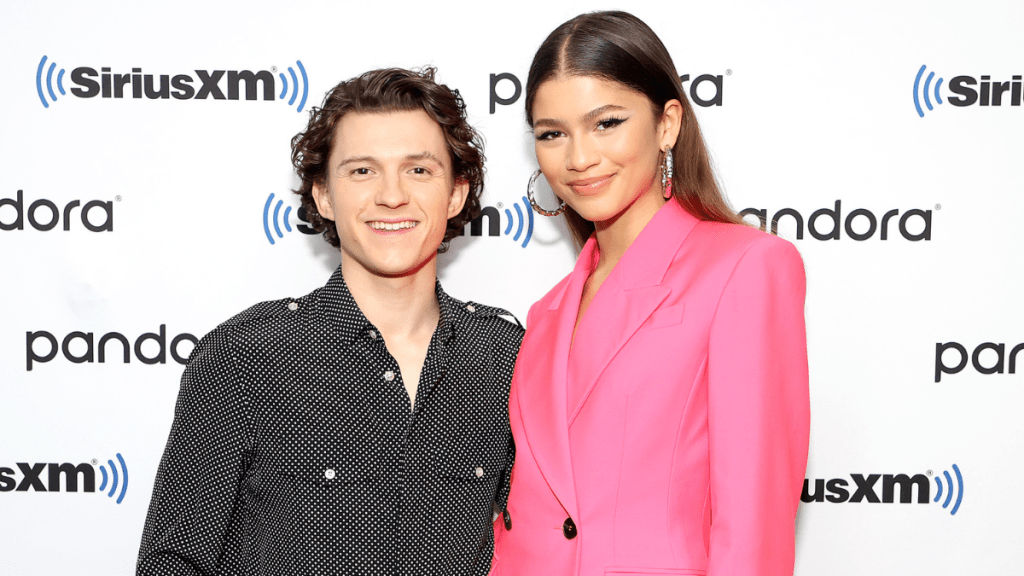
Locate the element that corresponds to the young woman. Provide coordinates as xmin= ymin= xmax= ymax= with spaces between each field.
xmin=492 ymin=11 xmax=810 ymax=576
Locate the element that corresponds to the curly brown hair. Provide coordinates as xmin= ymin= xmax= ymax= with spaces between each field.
xmin=291 ymin=67 xmax=484 ymax=252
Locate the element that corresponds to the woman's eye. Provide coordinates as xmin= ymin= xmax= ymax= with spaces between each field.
xmin=536 ymin=130 xmax=561 ymax=141
xmin=597 ymin=117 xmax=626 ymax=131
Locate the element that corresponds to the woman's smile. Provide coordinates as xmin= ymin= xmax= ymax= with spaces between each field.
xmin=566 ymin=173 xmax=616 ymax=196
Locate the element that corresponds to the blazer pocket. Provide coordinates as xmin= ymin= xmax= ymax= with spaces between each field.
xmin=604 ymin=568 xmax=705 ymax=576
xmin=644 ymin=302 xmax=685 ymax=330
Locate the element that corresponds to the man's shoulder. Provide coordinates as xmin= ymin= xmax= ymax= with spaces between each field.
xmin=190 ymin=288 xmax=324 ymax=360
xmin=446 ymin=293 xmax=524 ymax=345
xmin=219 ymin=289 xmax=320 ymax=331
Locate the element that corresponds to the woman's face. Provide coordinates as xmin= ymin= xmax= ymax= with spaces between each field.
xmin=531 ymin=75 xmax=679 ymax=225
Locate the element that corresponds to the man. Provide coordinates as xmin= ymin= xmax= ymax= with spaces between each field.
xmin=137 ymin=68 xmax=521 ymax=576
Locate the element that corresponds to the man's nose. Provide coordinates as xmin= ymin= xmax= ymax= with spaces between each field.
xmin=376 ymin=173 xmax=410 ymax=208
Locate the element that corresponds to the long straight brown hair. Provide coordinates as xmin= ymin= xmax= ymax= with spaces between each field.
xmin=526 ymin=10 xmax=745 ymax=249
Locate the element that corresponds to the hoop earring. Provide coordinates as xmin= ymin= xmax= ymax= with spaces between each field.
xmin=527 ymin=169 xmax=567 ymax=217
xmin=661 ymin=148 xmax=674 ymax=199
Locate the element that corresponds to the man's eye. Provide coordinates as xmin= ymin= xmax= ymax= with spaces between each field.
xmin=411 ymin=167 xmax=430 ymax=175
xmin=597 ymin=117 xmax=626 ymax=130
xmin=536 ymin=130 xmax=561 ymax=141
xmin=352 ymin=168 xmax=371 ymax=175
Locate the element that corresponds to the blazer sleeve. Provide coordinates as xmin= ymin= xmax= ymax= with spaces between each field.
xmin=706 ymin=236 xmax=810 ymax=576
xmin=136 ymin=326 xmax=251 ymax=576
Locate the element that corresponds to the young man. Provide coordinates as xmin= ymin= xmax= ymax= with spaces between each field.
xmin=137 ymin=68 xmax=522 ymax=576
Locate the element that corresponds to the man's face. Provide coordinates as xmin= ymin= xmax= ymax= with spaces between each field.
xmin=313 ymin=110 xmax=468 ymax=279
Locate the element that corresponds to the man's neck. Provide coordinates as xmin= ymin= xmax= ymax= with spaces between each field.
xmin=340 ymin=254 xmax=441 ymax=340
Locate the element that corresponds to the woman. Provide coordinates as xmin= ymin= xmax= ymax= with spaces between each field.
xmin=492 ymin=11 xmax=810 ymax=576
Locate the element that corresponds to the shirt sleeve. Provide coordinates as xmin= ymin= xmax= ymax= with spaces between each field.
xmin=495 ymin=326 xmax=523 ymax=512
xmin=706 ymin=236 xmax=810 ymax=576
xmin=490 ymin=315 xmax=526 ymax=575
xmin=136 ymin=326 xmax=251 ymax=576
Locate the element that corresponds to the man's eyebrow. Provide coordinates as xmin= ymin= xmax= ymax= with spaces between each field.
xmin=336 ymin=152 xmax=445 ymax=168
xmin=533 ymin=104 xmax=629 ymax=130
xmin=405 ymin=151 xmax=445 ymax=165
xmin=336 ymin=155 xmax=376 ymax=168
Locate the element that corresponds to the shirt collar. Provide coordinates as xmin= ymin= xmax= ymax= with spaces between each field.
xmin=319 ymin=265 xmax=460 ymax=346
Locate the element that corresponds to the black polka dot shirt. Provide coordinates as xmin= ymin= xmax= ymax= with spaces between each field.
xmin=136 ymin=265 xmax=522 ymax=576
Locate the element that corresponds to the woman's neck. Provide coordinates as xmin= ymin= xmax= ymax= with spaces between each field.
xmin=592 ymin=190 xmax=667 ymax=274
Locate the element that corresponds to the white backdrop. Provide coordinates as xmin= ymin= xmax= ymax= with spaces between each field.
xmin=1 ymin=1 xmax=1022 ymax=574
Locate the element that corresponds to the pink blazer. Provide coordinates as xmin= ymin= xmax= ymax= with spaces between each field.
xmin=493 ymin=200 xmax=810 ymax=576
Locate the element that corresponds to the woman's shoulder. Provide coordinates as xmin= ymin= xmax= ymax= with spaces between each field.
xmin=693 ymin=219 xmax=802 ymax=262
xmin=672 ymin=220 xmax=805 ymax=287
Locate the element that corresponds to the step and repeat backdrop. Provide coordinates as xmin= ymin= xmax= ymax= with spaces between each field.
xmin=1 ymin=0 xmax=1021 ymax=574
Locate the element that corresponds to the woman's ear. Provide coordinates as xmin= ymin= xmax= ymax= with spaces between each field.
xmin=658 ymin=99 xmax=684 ymax=150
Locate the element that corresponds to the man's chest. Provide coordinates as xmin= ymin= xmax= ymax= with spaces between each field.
xmin=244 ymin=341 xmax=508 ymax=483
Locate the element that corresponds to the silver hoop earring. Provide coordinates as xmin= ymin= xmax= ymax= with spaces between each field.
xmin=661 ymin=148 xmax=674 ymax=199
xmin=526 ymin=169 xmax=567 ymax=217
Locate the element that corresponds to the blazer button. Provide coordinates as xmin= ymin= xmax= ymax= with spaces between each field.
xmin=562 ymin=517 xmax=577 ymax=540
xmin=503 ymin=509 xmax=512 ymax=531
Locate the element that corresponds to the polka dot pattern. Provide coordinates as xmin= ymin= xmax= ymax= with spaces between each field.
xmin=136 ymin=265 xmax=522 ymax=575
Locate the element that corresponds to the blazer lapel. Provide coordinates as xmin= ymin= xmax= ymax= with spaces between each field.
xmin=566 ymin=200 xmax=699 ymax=425
xmin=567 ymin=273 xmax=670 ymax=424
xmin=516 ymin=201 xmax=700 ymax=515
xmin=515 ymin=240 xmax=596 ymax=520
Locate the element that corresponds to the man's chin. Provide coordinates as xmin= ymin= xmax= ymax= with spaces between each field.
xmin=367 ymin=254 xmax=437 ymax=280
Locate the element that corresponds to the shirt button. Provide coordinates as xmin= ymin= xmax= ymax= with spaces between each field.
xmin=287 ymin=302 xmax=298 ymax=311
xmin=562 ymin=517 xmax=577 ymax=539
xmin=324 ymin=468 xmax=335 ymax=480
xmin=383 ymin=370 xmax=395 ymax=381
xmin=466 ymin=304 xmax=476 ymax=313
xmin=503 ymin=509 xmax=512 ymax=531
xmin=368 ymin=330 xmax=377 ymax=339
xmin=475 ymin=466 xmax=484 ymax=478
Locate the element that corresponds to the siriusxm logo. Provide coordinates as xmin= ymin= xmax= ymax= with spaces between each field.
xmin=0 ymin=453 xmax=129 ymax=504
xmin=802 ymin=464 xmax=964 ymax=515
xmin=35 ymin=55 xmax=308 ymax=112
xmin=455 ymin=197 xmax=534 ymax=248
xmin=263 ymin=193 xmax=318 ymax=245
xmin=262 ymin=193 xmax=535 ymax=248
xmin=913 ymin=64 xmax=1024 ymax=117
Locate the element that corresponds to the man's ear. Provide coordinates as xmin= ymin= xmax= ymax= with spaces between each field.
xmin=311 ymin=181 xmax=335 ymax=221
xmin=447 ymin=178 xmax=470 ymax=218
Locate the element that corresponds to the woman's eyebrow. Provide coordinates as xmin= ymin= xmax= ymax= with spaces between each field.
xmin=533 ymin=104 xmax=628 ymax=129
xmin=532 ymin=117 xmax=566 ymax=129
xmin=582 ymin=104 xmax=627 ymax=123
